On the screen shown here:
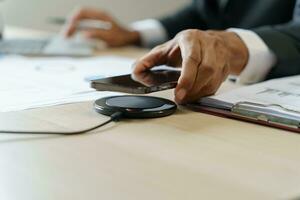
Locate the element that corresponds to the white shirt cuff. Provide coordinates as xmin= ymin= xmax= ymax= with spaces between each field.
xmin=227 ymin=28 xmax=277 ymax=85
xmin=130 ymin=19 xmax=168 ymax=47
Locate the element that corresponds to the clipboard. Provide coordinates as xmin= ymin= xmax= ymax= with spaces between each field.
xmin=187 ymin=97 xmax=300 ymax=133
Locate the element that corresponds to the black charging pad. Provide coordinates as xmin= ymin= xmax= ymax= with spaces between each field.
xmin=94 ymin=95 xmax=177 ymax=118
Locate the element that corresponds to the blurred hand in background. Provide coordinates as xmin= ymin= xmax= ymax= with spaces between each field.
xmin=64 ymin=7 xmax=141 ymax=47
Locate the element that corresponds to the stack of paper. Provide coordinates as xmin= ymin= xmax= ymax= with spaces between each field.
xmin=0 ymin=56 xmax=134 ymax=112
xmin=212 ymin=75 xmax=300 ymax=112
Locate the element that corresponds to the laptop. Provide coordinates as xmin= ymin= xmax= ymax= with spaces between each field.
xmin=0 ymin=35 xmax=100 ymax=57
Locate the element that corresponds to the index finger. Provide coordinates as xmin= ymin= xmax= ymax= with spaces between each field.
xmin=175 ymin=34 xmax=202 ymax=101
xmin=64 ymin=9 xmax=86 ymax=37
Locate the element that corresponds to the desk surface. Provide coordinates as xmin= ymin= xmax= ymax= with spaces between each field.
xmin=1 ymin=27 xmax=300 ymax=200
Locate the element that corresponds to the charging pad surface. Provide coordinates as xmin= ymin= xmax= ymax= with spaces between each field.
xmin=94 ymin=95 xmax=177 ymax=118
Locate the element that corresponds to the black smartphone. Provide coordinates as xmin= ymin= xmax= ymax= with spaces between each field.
xmin=91 ymin=69 xmax=181 ymax=94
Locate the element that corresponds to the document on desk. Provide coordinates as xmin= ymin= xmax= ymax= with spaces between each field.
xmin=211 ymin=75 xmax=300 ymax=112
xmin=193 ymin=76 xmax=300 ymax=132
xmin=0 ymin=56 xmax=134 ymax=112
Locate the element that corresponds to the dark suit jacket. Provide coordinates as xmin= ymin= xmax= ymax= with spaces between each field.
xmin=159 ymin=0 xmax=300 ymax=80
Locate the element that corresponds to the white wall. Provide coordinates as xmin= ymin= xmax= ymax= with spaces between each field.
xmin=0 ymin=0 xmax=189 ymax=31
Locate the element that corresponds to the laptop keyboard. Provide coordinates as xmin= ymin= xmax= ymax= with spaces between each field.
xmin=0 ymin=39 xmax=49 ymax=55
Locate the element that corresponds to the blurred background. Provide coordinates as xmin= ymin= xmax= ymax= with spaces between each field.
xmin=0 ymin=0 xmax=189 ymax=31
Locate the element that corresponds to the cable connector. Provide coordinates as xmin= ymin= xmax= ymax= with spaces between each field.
xmin=110 ymin=111 xmax=123 ymax=122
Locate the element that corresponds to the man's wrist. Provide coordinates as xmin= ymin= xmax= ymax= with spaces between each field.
xmin=221 ymin=32 xmax=249 ymax=75
xmin=130 ymin=19 xmax=168 ymax=47
xmin=125 ymin=30 xmax=142 ymax=46
xmin=227 ymin=28 xmax=277 ymax=84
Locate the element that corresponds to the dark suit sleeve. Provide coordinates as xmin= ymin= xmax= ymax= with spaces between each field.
xmin=253 ymin=23 xmax=300 ymax=80
xmin=159 ymin=1 xmax=208 ymax=39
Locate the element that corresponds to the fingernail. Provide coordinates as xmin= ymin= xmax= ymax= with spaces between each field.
xmin=176 ymin=88 xmax=186 ymax=101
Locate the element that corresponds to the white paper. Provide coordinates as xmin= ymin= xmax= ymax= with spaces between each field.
xmin=212 ymin=75 xmax=300 ymax=112
xmin=0 ymin=56 xmax=135 ymax=112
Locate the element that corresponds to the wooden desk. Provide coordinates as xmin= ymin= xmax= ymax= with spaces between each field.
xmin=1 ymin=27 xmax=300 ymax=200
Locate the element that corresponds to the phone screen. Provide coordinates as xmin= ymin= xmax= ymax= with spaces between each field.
xmin=91 ymin=69 xmax=181 ymax=94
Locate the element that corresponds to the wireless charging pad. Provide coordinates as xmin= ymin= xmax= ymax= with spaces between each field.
xmin=94 ymin=95 xmax=177 ymax=118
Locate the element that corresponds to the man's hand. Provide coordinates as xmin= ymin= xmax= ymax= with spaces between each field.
xmin=64 ymin=7 xmax=141 ymax=47
xmin=133 ymin=29 xmax=249 ymax=104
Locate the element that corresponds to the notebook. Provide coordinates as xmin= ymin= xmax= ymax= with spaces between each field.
xmin=188 ymin=75 xmax=300 ymax=133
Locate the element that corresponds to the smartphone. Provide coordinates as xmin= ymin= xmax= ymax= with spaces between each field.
xmin=91 ymin=69 xmax=181 ymax=94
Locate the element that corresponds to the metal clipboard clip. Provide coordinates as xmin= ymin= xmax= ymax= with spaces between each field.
xmin=231 ymin=102 xmax=300 ymax=129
